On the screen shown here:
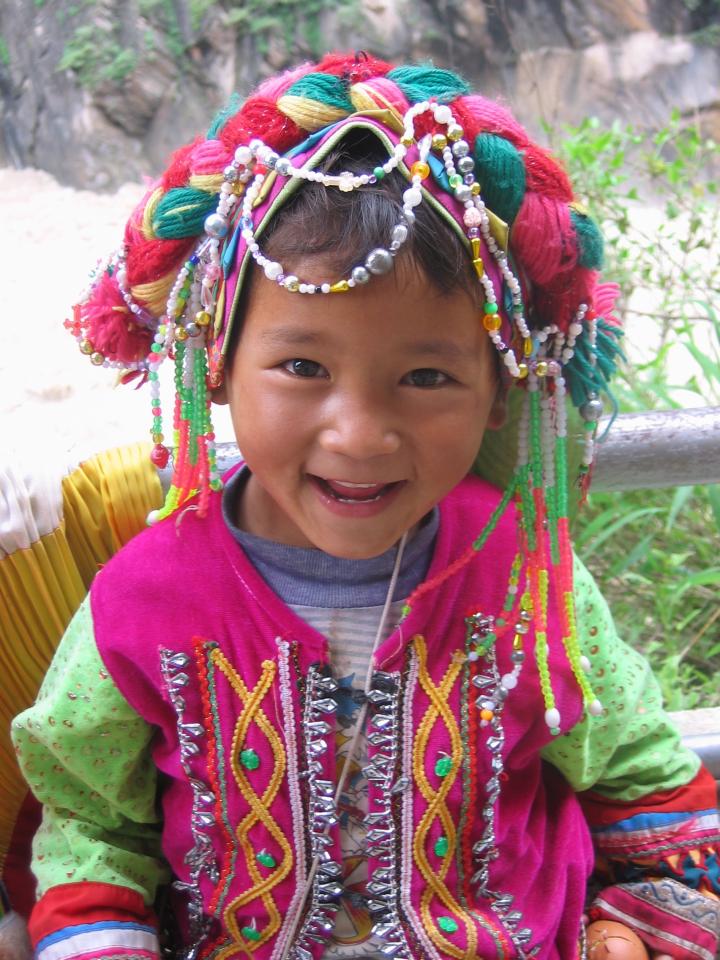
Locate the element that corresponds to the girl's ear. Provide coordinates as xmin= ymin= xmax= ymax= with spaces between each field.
xmin=211 ymin=381 xmax=229 ymax=405
xmin=486 ymin=385 xmax=509 ymax=431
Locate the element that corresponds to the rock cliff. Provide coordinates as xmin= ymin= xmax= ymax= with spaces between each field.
xmin=0 ymin=0 xmax=717 ymax=189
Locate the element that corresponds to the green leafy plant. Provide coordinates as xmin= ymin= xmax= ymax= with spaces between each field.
xmin=554 ymin=115 xmax=720 ymax=707
xmin=58 ymin=24 xmax=137 ymax=88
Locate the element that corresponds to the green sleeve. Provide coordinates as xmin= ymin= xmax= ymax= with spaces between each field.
xmin=11 ymin=596 xmax=169 ymax=901
xmin=541 ymin=555 xmax=700 ymax=800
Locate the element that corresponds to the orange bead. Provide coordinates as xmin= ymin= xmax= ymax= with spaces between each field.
xmin=483 ymin=313 xmax=501 ymax=332
xmin=410 ymin=161 xmax=430 ymax=180
xmin=480 ymin=709 xmax=494 ymax=721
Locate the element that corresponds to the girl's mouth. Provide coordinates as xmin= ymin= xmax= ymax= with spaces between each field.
xmin=310 ymin=476 xmax=402 ymax=504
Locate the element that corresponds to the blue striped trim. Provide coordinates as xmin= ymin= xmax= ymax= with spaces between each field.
xmin=594 ymin=809 xmax=718 ymax=835
xmin=37 ymin=921 xmax=155 ymax=951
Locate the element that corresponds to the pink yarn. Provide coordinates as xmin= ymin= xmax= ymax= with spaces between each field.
xmin=256 ymin=61 xmax=315 ymax=99
xmin=190 ymin=139 xmax=233 ymax=175
xmin=83 ymin=271 xmax=152 ymax=363
xmin=513 ymin=192 xmax=578 ymax=286
xmin=358 ymin=76 xmax=410 ymax=116
xmin=593 ymin=281 xmax=622 ymax=327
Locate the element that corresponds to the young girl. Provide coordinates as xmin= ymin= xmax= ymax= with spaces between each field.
xmin=11 ymin=53 xmax=720 ymax=960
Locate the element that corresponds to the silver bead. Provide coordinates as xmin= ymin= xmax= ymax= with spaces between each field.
xmin=452 ymin=139 xmax=470 ymax=158
xmin=454 ymin=185 xmax=472 ymax=203
xmin=391 ymin=223 xmax=409 ymax=244
xmin=458 ymin=155 xmax=475 ymax=174
xmin=351 ymin=265 xmax=370 ymax=285
xmin=185 ymin=322 xmax=200 ymax=337
xmin=275 ymin=157 xmax=291 ymax=176
xmin=223 ymin=164 xmax=238 ymax=181
xmin=283 ymin=275 xmax=299 ymax=292
xmin=511 ymin=650 xmax=525 ymax=664
xmin=580 ymin=395 xmax=604 ymax=422
xmin=365 ymin=248 xmax=394 ymax=275
xmin=204 ymin=213 xmax=228 ymax=238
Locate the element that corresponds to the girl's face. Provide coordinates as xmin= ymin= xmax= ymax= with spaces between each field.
xmin=218 ymin=257 xmax=506 ymax=560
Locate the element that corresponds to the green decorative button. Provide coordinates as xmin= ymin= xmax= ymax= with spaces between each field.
xmin=240 ymin=748 xmax=260 ymax=770
xmin=242 ymin=925 xmax=261 ymax=942
xmin=434 ymin=836 xmax=449 ymax=857
xmin=437 ymin=916 xmax=458 ymax=933
xmin=434 ymin=755 xmax=453 ymax=778
xmin=256 ymin=850 xmax=276 ymax=868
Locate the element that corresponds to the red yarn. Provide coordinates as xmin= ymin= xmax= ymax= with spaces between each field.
xmin=221 ymin=97 xmax=303 ymax=153
xmin=513 ymin=193 xmax=578 ymax=286
xmin=316 ymin=52 xmax=392 ymax=83
xmin=454 ymin=95 xmax=530 ymax=148
xmin=124 ymin=236 xmax=195 ymax=289
xmin=523 ymin=144 xmax=573 ymax=201
xmin=83 ymin=272 xmax=152 ymax=363
xmin=162 ymin=138 xmax=203 ymax=191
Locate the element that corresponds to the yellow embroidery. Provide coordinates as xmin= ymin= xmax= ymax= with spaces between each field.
xmin=412 ymin=635 xmax=476 ymax=959
xmin=211 ymin=650 xmax=292 ymax=957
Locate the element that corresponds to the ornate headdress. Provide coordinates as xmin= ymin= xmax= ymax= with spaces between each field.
xmin=66 ymin=54 xmax=623 ymax=731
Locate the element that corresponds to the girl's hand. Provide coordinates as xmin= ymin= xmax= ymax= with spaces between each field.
xmin=586 ymin=920 xmax=649 ymax=960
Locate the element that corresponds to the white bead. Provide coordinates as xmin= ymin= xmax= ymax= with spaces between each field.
xmin=321 ymin=283 xmax=331 ymax=294
xmin=235 ymin=145 xmax=252 ymax=165
xmin=588 ymin=699 xmax=604 ymax=717
xmin=263 ymin=261 xmax=282 ymax=280
xmin=403 ymin=187 xmax=422 ymax=207
xmin=501 ymin=673 xmax=518 ymax=690
xmin=434 ymin=104 xmax=452 ymax=123
xmin=147 ymin=509 xmax=161 ymax=525
xmin=569 ymin=322 xmax=583 ymax=336
xmin=544 ymin=708 xmax=561 ymax=729
xmin=580 ymin=655 xmax=591 ymax=672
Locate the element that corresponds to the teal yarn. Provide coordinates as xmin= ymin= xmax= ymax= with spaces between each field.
xmin=207 ymin=92 xmax=242 ymax=139
xmin=284 ymin=73 xmax=354 ymax=113
xmin=153 ymin=188 xmax=218 ymax=239
xmin=387 ymin=65 xmax=470 ymax=104
xmin=565 ymin=318 xmax=624 ymax=409
xmin=473 ymin=133 xmax=526 ymax=225
xmin=570 ymin=210 xmax=604 ymax=270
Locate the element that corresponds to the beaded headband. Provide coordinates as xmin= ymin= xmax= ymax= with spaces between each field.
xmin=66 ymin=61 xmax=624 ymax=732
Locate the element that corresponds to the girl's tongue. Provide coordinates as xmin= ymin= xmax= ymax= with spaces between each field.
xmin=318 ymin=478 xmax=393 ymax=502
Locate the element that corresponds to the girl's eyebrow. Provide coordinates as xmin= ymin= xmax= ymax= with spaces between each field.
xmin=259 ymin=327 xmax=325 ymax=346
xmin=260 ymin=327 xmax=468 ymax=360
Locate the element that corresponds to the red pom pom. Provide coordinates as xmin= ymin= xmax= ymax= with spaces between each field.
xmin=162 ymin=138 xmax=203 ymax=191
xmin=82 ymin=271 xmax=152 ymax=363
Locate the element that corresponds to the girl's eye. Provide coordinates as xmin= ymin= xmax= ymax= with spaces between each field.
xmin=283 ymin=358 xmax=327 ymax=378
xmin=404 ymin=368 xmax=451 ymax=388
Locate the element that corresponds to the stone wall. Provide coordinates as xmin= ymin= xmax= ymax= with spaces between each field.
xmin=0 ymin=0 xmax=717 ymax=189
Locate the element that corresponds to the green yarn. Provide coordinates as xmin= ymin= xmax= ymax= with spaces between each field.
xmin=473 ymin=134 xmax=526 ymax=225
xmin=284 ymin=73 xmax=354 ymax=113
xmin=153 ymin=188 xmax=218 ymax=239
xmin=570 ymin=210 xmax=604 ymax=269
xmin=207 ymin=92 xmax=242 ymax=139
xmin=565 ymin=318 xmax=624 ymax=409
xmin=387 ymin=65 xmax=470 ymax=104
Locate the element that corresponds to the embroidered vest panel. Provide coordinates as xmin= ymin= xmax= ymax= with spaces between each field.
xmin=93 ymin=476 xmax=593 ymax=960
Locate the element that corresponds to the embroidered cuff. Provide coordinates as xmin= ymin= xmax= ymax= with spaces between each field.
xmin=591 ymin=879 xmax=720 ymax=960
xmin=36 ymin=922 xmax=159 ymax=960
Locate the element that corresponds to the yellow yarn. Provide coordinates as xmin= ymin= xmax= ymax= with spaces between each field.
xmin=349 ymin=83 xmax=405 ymax=133
xmin=189 ymin=173 xmax=225 ymax=193
xmin=141 ymin=187 xmax=163 ymax=241
xmin=277 ymin=94 xmax=349 ymax=131
xmin=411 ymin=636 xmax=475 ymax=960
xmin=131 ymin=273 xmax=176 ymax=317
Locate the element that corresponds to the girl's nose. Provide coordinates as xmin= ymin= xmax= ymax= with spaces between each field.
xmin=319 ymin=393 xmax=401 ymax=460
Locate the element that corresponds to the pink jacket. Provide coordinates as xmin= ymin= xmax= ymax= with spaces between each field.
xmin=92 ymin=474 xmax=592 ymax=960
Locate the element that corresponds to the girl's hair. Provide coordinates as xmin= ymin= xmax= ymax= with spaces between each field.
xmin=260 ymin=129 xmax=476 ymax=297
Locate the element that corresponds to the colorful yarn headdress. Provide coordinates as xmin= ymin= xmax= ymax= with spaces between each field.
xmin=66 ymin=53 xmax=623 ymax=732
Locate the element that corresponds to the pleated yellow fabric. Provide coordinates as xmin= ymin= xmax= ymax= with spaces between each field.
xmin=0 ymin=443 xmax=162 ymax=872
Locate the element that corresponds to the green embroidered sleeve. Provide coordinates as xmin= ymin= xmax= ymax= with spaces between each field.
xmin=541 ymin=555 xmax=699 ymax=800
xmin=11 ymin=596 xmax=169 ymax=901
